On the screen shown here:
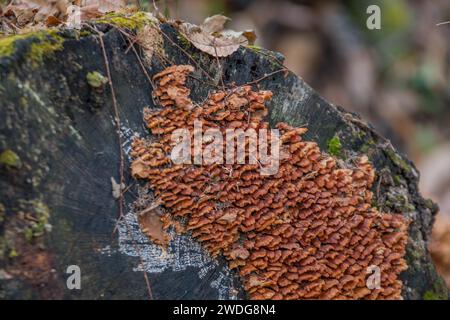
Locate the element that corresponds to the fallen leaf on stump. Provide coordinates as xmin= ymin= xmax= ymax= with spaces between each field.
xmin=179 ymin=14 xmax=257 ymax=58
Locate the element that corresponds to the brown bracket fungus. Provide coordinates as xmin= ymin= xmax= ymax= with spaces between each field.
xmin=130 ymin=65 xmax=410 ymax=300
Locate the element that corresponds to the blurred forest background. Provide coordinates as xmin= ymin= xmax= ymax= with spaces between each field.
xmin=143 ymin=0 xmax=450 ymax=288
xmin=2 ymin=0 xmax=450 ymax=290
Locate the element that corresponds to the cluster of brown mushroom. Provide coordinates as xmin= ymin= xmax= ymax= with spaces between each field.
xmin=130 ymin=65 xmax=409 ymax=300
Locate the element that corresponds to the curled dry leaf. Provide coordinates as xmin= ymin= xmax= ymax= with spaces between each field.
xmin=201 ymin=14 xmax=230 ymax=33
xmin=180 ymin=14 xmax=257 ymax=58
xmin=45 ymin=15 xmax=62 ymax=27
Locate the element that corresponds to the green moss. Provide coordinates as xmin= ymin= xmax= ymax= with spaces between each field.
xmin=8 ymin=248 xmax=17 ymax=258
xmin=0 ymin=29 xmax=64 ymax=67
xmin=19 ymin=96 xmax=29 ymax=108
xmin=359 ymin=137 xmax=375 ymax=154
xmin=360 ymin=144 xmax=369 ymax=154
xmin=24 ymin=200 xmax=51 ymax=241
xmin=246 ymin=44 xmax=262 ymax=50
xmin=95 ymin=11 xmax=154 ymax=30
xmin=28 ymin=31 xmax=64 ymax=67
xmin=17 ymin=199 xmax=52 ymax=242
xmin=385 ymin=148 xmax=412 ymax=174
xmin=0 ymin=149 xmax=21 ymax=168
xmin=79 ymin=30 xmax=93 ymax=37
xmin=177 ymin=33 xmax=193 ymax=50
xmin=86 ymin=71 xmax=108 ymax=88
xmin=246 ymin=44 xmax=284 ymax=69
xmin=246 ymin=44 xmax=263 ymax=53
xmin=0 ymin=33 xmax=30 ymax=57
xmin=423 ymin=276 xmax=449 ymax=300
xmin=393 ymin=175 xmax=402 ymax=184
xmin=423 ymin=290 xmax=447 ymax=300
xmin=385 ymin=187 xmax=416 ymax=212
xmin=327 ymin=136 xmax=342 ymax=157
xmin=423 ymin=291 xmax=435 ymax=300
xmin=24 ymin=228 xmax=34 ymax=242
xmin=0 ymin=228 xmax=16 ymax=260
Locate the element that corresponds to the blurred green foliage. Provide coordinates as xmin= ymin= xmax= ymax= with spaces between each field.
xmin=414 ymin=126 xmax=438 ymax=154
xmin=347 ymin=0 xmax=412 ymax=71
xmin=411 ymin=63 xmax=444 ymax=115
xmin=346 ymin=0 xmax=448 ymax=122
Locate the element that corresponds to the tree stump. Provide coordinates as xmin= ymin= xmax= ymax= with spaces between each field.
xmin=0 ymin=21 xmax=447 ymax=300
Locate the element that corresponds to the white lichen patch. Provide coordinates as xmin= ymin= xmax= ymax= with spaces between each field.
xmin=117 ymin=209 xmax=237 ymax=299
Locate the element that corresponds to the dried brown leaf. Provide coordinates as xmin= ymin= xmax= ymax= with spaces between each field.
xmin=110 ymin=176 xmax=125 ymax=199
xmin=180 ymin=15 xmax=256 ymax=58
xmin=201 ymin=14 xmax=229 ymax=33
xmin=44 ymin=15 xmax=61 ymax=27
xmin=181 ymin=28 xmax=241 ymax=57
xmin=138 ymin=202 xmax=169 ymax=246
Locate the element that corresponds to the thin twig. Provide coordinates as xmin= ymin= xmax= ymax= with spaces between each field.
xmin=244 ymin=68 xmax=288 ymax=87
xmin=119 ymin=26 xmax=220 ymax=91
xmin=121 ymin=183 xmax=135 ymax=196
xmin=131 ymin=45 xmax=161 ymax=105
xmin=88 ymin=25 xmax=125 ymax=225
xmin=117 ymin=29 xmax=161 ymax=107
xmin=212 ymin=38 xmax=225 ymax=90
xmin=88 ymin=24 xmax=154 ymax=300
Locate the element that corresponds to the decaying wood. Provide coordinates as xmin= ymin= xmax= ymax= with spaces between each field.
xmin=0 ymin=22 xmax=447 ymax=299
